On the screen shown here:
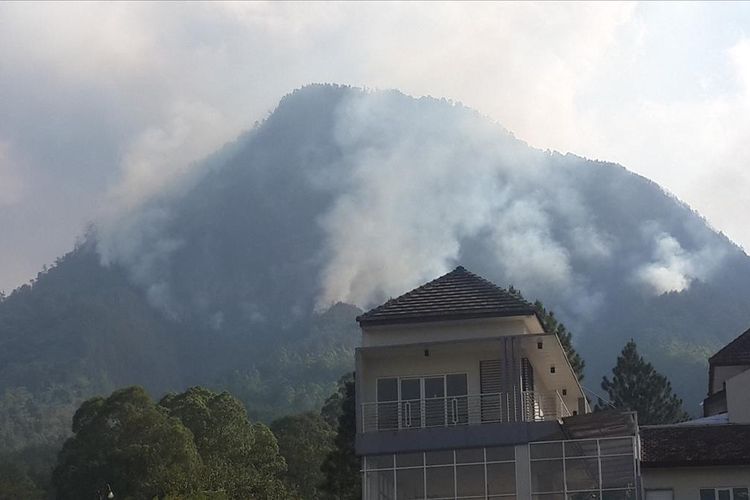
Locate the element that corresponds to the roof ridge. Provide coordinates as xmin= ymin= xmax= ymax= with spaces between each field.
xmin=710 ymin=326 xmax=750 ymax=364
xmin=356 ymin=266 xmax=536 ymax=326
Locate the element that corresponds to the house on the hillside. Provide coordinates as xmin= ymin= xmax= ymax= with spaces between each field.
xmin=354 ymin=266 xmax=639 ymax=499
xmin=640 ymin=327 xmax=750 ymax=499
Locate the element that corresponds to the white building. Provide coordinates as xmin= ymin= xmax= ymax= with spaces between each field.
xmin=354 ymin=266 xmax=639 ymax=500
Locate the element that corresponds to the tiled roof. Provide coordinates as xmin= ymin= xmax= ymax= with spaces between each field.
xmin=710 ymin=327 xmax=750 ymax=366
xmin=356 ymin=266 xmax=536 ymax=326
xmin=641 ymin=424 xmax=750 ymax=467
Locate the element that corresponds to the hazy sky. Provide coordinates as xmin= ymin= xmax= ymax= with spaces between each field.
xmin=1 ymin=1 xmax=749 ymax=293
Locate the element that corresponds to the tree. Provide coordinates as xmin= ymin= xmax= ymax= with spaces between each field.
xmin=159 ymin=387 xmax=290 ymax=500
xmin=53 ymin=386 xmax=293 ymax=500
xmin=271 ymin=412 xmax=335 ymax=499
xmin=0 ymin=461 xmax=45 ymax=500
xmin=52 ymin=386 xmax=201 ymax=500
xmin=320 ymin=374 xmax=360 ymax=500
xmin=599 ymin=340 xmax=689 ymax=424
xmin=507 ymin=286 xmax=586 ymax=382
xmin=533 ymin=300 xmax=585 ymax=381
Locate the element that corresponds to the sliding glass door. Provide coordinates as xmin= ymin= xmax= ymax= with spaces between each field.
xmin=377 ymin=374 xmax=468 ymax=430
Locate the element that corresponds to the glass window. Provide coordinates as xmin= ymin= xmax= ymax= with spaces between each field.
xmin=531 ymin=459 xmax=564 ymax=493
xmin=564 ymin=439 xmax=598 ymax=457
xmin=735 ymin=489 xmax=750 ymax=500
xmin=486 ymin=446 xmax=515 ymax=462
xmin=531 ymin=442 xmax=563 ymax=459
xmin=598 ymin=438 xmax=633 ymax=456
xmin=719 ymin=491 xmax=731 ymax=500
xmin=367 ymin=455 xmax=394 ymax=470
xmin=600 ymin=455 xmax=635 ymax=489
xmin=378 ymin=378 xmax=398 ymax=401
xmin=569 ymin=493 xmax=600 ymax=500
xmin=396 ymin=453 xmax=423 ymax=468
xmin=700 ymin=489 xmax=715 ymax=500
xmin=565 ymin=458 xmax=599 ymax=491
xmin=426 ymin=465 xmax=454 ymax=499
xmin=456 ymin=448 xmax=484 ymax=464
xmin=447 ymin=374 xmax=468 ymax=396
xmin=602 ymin=491 xmax=636 ymax=500
xmin=396 ymin=468 xmax=424 ymax=500
xmin=486 ymin=462 xmax=515 ymax=495
xmin=456 ymin=464 xmax=484 ymax=497
xmin=426 ymin=450 xmax=454 ymax=466
xmin=533 ymin=495 xmax=565 ymax=500
xmin=366 ymin=470 xmax=394 ymax=500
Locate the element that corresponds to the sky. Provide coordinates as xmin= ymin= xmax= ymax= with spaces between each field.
xmin=1 ymin=1 xmax=749 ymax=293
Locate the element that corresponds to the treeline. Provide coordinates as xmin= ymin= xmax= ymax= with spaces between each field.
xmin=1 ymin=377 xmax=360 ymax=500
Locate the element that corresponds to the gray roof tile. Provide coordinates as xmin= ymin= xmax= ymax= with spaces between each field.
xmin=356 ymin=266 xmax=536 ymax=326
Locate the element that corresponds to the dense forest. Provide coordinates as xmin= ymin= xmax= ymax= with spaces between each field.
xmin=2 ymin=84 xmax=750 ymax=496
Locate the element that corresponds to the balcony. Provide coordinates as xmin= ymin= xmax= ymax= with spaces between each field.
xmin=360 ymin=390 xmax=570 ymax=433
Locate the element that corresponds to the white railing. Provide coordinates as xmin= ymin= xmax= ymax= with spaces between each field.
xmin=361 ymin=390 xmax=569 ymax=433
xmin=521 ymin=390 xmax=572 ymax=422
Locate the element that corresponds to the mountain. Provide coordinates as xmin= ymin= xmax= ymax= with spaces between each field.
xmin=2 ymin=84 xmax=750 ymax=454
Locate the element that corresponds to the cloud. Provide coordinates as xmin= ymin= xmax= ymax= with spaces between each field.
xmin=1 ymin=1 xmax=749 ymax=294
xmin=0 ymin=142 xmax=25 ymax=207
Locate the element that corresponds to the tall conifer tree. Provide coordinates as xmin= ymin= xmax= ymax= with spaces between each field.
xmin=600 ymin=340 xmax=689 ymax=424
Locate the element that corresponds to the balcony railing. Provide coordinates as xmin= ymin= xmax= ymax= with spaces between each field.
xmin=360 ymin=390 xmax=571 ymax=433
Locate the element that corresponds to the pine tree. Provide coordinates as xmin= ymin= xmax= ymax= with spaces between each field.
xmin=507 ymin=286 xmax=585 ymax=382
xmin=599 ymin=340 xmax=689 ymax=425
xmin=533 ymin=300 xmax=585 ymax=382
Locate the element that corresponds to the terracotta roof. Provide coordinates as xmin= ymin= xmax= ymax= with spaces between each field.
xmin=356 ymin=266 xmax=536 ymax=326
xmin=710 ymin=327 xmax=750 ymax=366
xmin=641 ymin=424 xmax=750 ymax=467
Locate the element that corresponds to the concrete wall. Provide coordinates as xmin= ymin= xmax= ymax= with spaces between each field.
xmin=361 ymin=316 xmax=537 ymax=347
xmin=727 ymin=368 xmax=750 ymax=423
xmin=712 ymin=365 xmax=750 ymax=393
xmin=642 ymin=466 xmax=750 ymax=498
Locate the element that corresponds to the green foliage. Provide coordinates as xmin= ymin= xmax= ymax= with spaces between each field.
xmin=0 ymin=461 xmax=45 ymax=500
xmin=599 ymin=340 xmax=690 ymax=425
xmin=271 ymin=412 xmax=335 ymax=499
xmin=508 ymin=288 xmax=586 ymax=382
xmin=53 ymin=386 xmax=201 ymax=500
xmin=53 ymin=386 xmax=292 ymax=500
xmin=320 ymin=375 xmax=360 ymax=500
xmin=160 ymin=387 xmax=289 ymax=499
xmin=533 ymin=300 xmax=586 ymax=382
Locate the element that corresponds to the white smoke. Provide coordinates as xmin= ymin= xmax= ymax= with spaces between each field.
xmin=635 ymin=224 xmax=726 ymax=295
xmin=315 ymin=92 xmax=612 ymax=309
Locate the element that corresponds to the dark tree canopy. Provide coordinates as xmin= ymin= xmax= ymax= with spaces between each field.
xmin=320 ymin=374 xmax=360 ymax=500
xmin=270 ymin=412 xmax=335 ymax=500
xmin=53 ymin=386 xmax=291 ymax=500
xmin=159 ymin=387 xmax=289 ymax=500
xmin=599 ymin=340 xmax=689 ymax=425
xmin=533 ymin=300 xmax=586 ymax=381
xmin=53 ymin=386 xmax=201 ymax=500
xmin=507 ymin=287 xmax=586 ymax=382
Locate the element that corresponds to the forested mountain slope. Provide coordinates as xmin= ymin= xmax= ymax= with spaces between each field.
xmin=2 ymin=84 xmax=750 ymax=454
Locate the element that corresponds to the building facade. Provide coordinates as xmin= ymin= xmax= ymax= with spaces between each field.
xmin=640 ymin=327 xmax=750 ymax=499
xmin=354 ymin=267 xmax=639 ymax=500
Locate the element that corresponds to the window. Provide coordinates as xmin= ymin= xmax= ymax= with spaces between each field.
xmin=700 ymin=488 xmax=750 ymax=500
xmin=363 ymin=446 xmax=516 ymax=500
xmin=376 ymin=374 xmax=468 ymax=430
xmin=529 ymin=437 xmax=637 ymax=499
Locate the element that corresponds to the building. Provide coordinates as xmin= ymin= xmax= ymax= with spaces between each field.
xmin=354 ymin=266 xmax=639 ymax=500
xmin=640 ymin=327 xmax=750 ymax=499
